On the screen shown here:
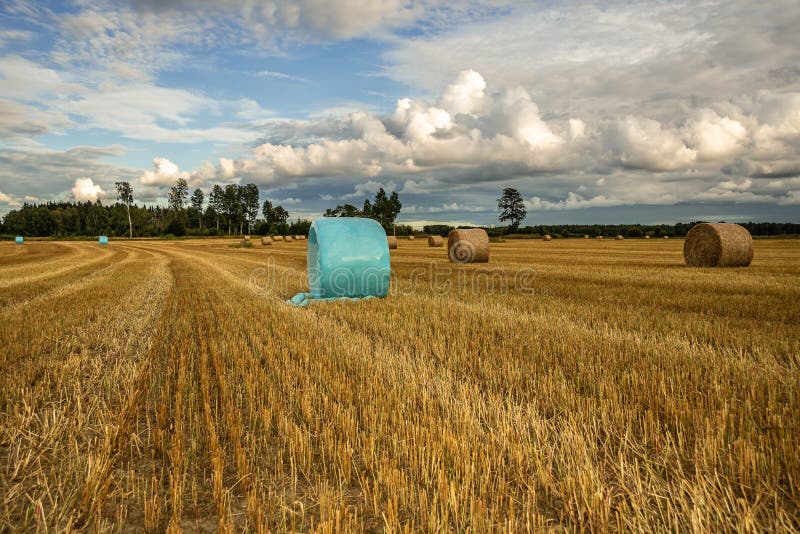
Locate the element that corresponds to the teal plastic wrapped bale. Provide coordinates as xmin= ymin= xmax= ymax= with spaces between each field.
xmin=15 ymin=236 xmax=23 ymax=244
xmin=98 ymin=235 xmax=109 ymax=245
xmin=289 ymin=217 xmax=390 ymax=306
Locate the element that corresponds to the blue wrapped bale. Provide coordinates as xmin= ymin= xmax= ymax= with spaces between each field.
xmin=292 ymin=217 xmax=390 ymax=305
xmin=15 ymin=236 xmax=24 ymax=244
xmin=99 ymin=235 xmax=109 ymax=245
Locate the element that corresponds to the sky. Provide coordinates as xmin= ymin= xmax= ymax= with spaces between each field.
xmin=0 ymin=0 xmax=799 ymax=227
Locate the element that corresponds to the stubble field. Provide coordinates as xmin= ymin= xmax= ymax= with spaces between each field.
xmin=0 ymin=237 xmax=798 ymax=532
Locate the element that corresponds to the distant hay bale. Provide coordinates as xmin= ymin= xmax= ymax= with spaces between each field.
xmin=597 ymin=236 xmax=604 ymax=240
xmin=615 ymin=235 xmax=624 ymax=240
xmin=645 ymin=235 xmax=651 ymax=239
xmin=664 ymin=236 xmax=669 ymax=239
xmin=243 ymin=235 xmax=251 ymax=241
xmin=683 ymin=223 xmax=753 ymax=267
xmin=387 ymin=236 xmax=398 ymax=249
xmin=408 ymin=235 xmax=415 ymax=240
xmin=543 ymin=234 xmax=552 ymax=241
xmin=448 ymin=229 xmax=489 ymax=263
xmin=272 ymin=235 xmax=284 ymax=242
xmin=285 ymin=236 xmax=293 ymax=242
xmin=428 ymin=235 xmax=443 ymax=247
xmin=298 ymin=235 xmax=306 ymax=240
xmin=294 ymin=235 xmax=303 ymax=240
xmin=583 ymin=235 xmax=589 ymax=239
xmin=261 ymin=236 xmax=272 ymax=245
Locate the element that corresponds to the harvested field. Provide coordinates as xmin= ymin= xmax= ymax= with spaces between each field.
xmin=1 ymin=238 xmax=798 ymax=531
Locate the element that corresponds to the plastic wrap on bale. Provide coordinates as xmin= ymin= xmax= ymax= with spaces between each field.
xmin=99 ymin=236 xmax=109 ymax=245
xmin=289 ymin=217 xmax=390 ymax=306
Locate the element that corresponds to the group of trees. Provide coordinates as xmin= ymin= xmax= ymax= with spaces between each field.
xmin=4 ymin=180 xmax=798 ymax=239
xmin=323 ymin=188 xmax=403 ymax=231
xmin=423 ymin=222 xmax=800 ymax=238
xmin=1 ymin=179 xmax=300 ymax=238
xmin=492 ymin=187 xmax=800 ymax=236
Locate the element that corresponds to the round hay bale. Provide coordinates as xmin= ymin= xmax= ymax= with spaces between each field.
xmin=583 ymin=235 xmax=589 ymax=239
xmin=98 ymin=235 xmax=109 ymax=245
xmin=615 ymin=235 xmax=624 ymax=240
xmin=272 ymin=235 xmax=284 ymax=242
xmin=15 ymin=236 xmax=24 ymax=244
xmin=306 ymin=217 xmax=390 ymax=298
xmin=664 ymin=236 xmax=669 ymax=239
xmin=596 ymin=235 xmax=604 ymax=240
xmin=448 ymin=229 xmax=489 ymax=263
xmin=543 ymin=234 xmax=552 ymax=241
xmin=285 ymin=236 xmax=293 ymax=242
xmin=387 ymin=236 xmax=398 ymax=249
xmin=261 ymin=236 xmax=272 ymax=245
xmin=294 ymin=235 xmax=302 ymax=240
xmin=428 ymin=235 xmax=443 ymax=247
xmin=644 ymin=235 xmax=651 ymax=239
xmin=683 ymin=223 xmax=753 ymax=267
xmin=408 ymin=235 xmax=415 ymax=240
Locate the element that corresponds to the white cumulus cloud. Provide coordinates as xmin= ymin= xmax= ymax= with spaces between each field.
xmin=71 ymin=177 xmax=106 ymax=202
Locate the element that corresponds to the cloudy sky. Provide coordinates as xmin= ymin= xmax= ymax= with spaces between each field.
xmin=1 ymin=0 xmax=799 ymax=226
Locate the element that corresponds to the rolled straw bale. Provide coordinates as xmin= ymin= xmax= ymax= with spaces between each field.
xmin=683 ymin=223 xmax=753 ymax=267
xmin=285 ymin=236 xmax=293 ymax=242
xmin=15 ymin=236 xmax=24 ymax=244
xmin=448 ymin=229 xmax=489 ymax=263
xmin=543 ymin=234 xmax=552 ymax=241
xmin=306 ymin=217 xmax=390 ymax=299
xmin=387 ymin=236 xmax=398 ymax=249
xmin=272 ymin=235 xmax=284 ymax=241
xmin=615 ymin=235 xmax=624 ymax=240
xmin=294 ymin=235 xmax=303 ymax=240
xmin=408 ymin=235 xmax=415 ymax=240
xmin=583 ymin=235 xmax=589 ymax=239
xmin=664 ymin=236 xmax=669 ymax=239
xmin=261 ymin=236 xmax=272 ymax=245
xmin=597 ymin=235 xmax=604 ymax=240
xmin=645 ymin=235 xmax=651 ymax=239
xmin=428 ymin=235 xmax=443 ymax=247
xmin=98 ymin=235 xmax=109 ymax=245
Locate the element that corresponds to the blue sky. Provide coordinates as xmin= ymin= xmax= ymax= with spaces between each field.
xmin=0 ymin=0 xmax=799 ymax=227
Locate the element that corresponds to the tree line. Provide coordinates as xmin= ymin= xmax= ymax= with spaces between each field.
xmin=423 ymin=222 xmax=800 ymax=238
xmin=0 ymin=180 xmax=408 ymax=238
xmin=490 ymin=187 xmax=800 ymax=236
xmin=0 ymin=179 xmax=306 ymax=238
xmin=3 ymin=180 xmax=797 ymax=238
